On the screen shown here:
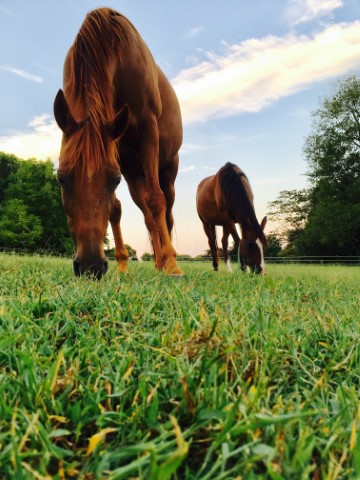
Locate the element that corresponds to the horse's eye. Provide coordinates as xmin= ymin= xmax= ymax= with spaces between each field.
xmin=57 ymin=174 xmax=67 ymax=189
xmin=111 ymin=176 xmax=121 ymax=189
xmin=57 ymin=172 xmax=73 ymax=191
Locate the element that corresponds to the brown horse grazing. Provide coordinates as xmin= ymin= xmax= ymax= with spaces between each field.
xmin=54 ymin=8 xmax=183 ymax=279
xmin=196 ymin=162 xmax=267 ymax=274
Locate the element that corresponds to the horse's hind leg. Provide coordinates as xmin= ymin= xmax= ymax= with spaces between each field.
xmin=125 ymin=175 xmax=163 ymax=267
xmin=159 ymin=154 xmax=178 ymax=236
xmin=136 ymin=125 xmax=183 ymax=276
xmin=221 ymin=227 xmax=232 ymax=272
xmin=203 ymin=222 xmax=219 ymax=271
xmin=227 ymin=223 xmax=240 ymax=264
xmin=109 ymin=198 xmax=129 ymax=273
xmin=126 ymin=173 xmax=183 ymax=275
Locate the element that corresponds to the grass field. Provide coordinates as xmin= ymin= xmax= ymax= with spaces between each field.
xmin=0 ymin=253 xmax=359 ymax=479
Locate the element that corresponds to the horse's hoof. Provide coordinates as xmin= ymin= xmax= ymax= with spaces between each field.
xmin=164 ymin=260 xmax=184 ymax=276
xmin=165 ymin=266 xmax=184 ymax=277
xmin=117 ymin=263 xmax=128 ymax=274
xmin=168 ymin=273 xmax=185 ymax=278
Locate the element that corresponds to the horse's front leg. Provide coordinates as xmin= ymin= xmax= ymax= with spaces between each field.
xmin=109 ymin=198 xmax=129 ymax=273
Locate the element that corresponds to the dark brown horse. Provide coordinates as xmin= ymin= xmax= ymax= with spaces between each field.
xmin=196 ymin=162 xmax=267 ymax=274
xmin=54 ymin=8 xmax=183 ymax=278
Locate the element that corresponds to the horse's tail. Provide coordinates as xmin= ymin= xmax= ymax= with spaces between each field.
xmin=218 ymin=162 xmax=260 ymax=228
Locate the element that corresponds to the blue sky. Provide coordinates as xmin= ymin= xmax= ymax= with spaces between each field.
xmin=1 ymin=0 xmax=360 ymax=256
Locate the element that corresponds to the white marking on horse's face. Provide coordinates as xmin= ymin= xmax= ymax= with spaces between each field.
xmin=256 ymin=238 xmax=266 ymax=274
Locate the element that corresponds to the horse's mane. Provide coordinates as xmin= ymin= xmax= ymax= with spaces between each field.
xmin=62 ymin=8 xmax=132 ymax=176
xmin=219 ymin=162 xmax=264 ymax=238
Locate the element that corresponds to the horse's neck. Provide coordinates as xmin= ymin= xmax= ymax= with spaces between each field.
xmin=240 ymin=221 xmax=258 ymax=241
xmin=241 ymin=176 xmax=254 ymax=206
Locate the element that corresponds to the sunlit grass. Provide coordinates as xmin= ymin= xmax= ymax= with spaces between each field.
xmin=0 ymin=254 xmax=359 ymax=479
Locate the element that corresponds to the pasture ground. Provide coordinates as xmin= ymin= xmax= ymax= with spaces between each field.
xmin=0 ymin=253 xmax=359 ymax=479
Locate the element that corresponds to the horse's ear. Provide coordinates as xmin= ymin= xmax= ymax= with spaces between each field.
xmin=260 ymin=216 xmax=267 ymax=231
xmin=107 ymin=104 xmax=129 ymax=140
xmin=54 ymin=89 xmax=77 ymax=134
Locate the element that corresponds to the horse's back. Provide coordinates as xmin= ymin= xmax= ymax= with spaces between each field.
xmin=196 ymin=174 xmax=225 ymax=224
xmin=157 ymin=67 xmax=183 ymax=161
xmin=109 ymin=12 xmax=182 ymax=169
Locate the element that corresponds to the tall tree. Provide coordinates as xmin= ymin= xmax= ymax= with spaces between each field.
xmin=105 ymin=244 xmax=138 ymax=260
xmin=0 ymin=199 xmax=43 ymax=248
xmin=1 ymin=156 xmax=72 ymax=253
xmin=266 ymin=233 xmax=283 ymax=257
xmin=302 ymin=75 xmax=360 ymax=255
xmin=268 ymin=76 xmax=360 ymax=256
xmin=0 ymin=152 xmax=19 ymax=204
xmin=267 ymin=189 xmax=311 ymax=247
xmin=125 ymin=244 xmax=138 ymax=260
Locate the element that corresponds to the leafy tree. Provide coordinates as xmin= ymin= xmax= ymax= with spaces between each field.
xmin=267 ymin=75 xmax=360 ymax=255
xmin=176 ymin=254 xmax=193 ymax=261
xmin=0 ymin=155 xmax=72 ymax=253
xmin=0 ymin=152 xmax=19 ymax=203
xmin=302 ymin=75 xmax=360 ymax=255
xmin=106 ymin=244 xmax=138 ymax=260
xmin=266 ymin=233 xmax=282 ymax=257
xmin=0 ymin=199 xmax=43 ymax=248
xmin=4 ymin=158 xmax=71 ymax=253
xmin=125 ymin=244 xmax=138 ymax=260
xmin=141 ymin=252 xmax=153 ymax=261
xmin=205 ymin=247 xmax=225 ymax=257
xmin=193 ymin=254 xmax=205 ymax=261
xmin=267 ymin=189 xmax=311 ymax=251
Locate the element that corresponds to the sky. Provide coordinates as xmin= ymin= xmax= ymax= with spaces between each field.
xmin=1 ymin=0 xmax=360 ymax=257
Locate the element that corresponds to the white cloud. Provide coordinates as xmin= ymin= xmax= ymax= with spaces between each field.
xmin=0 ymin=65 xmax=42 ymax=83
xmin=179 ymin=165 xmax=196 ymax=173
xmin=285 ymin=0 xmax=343 ymax=25
xmin=181 ymin=133 xmax=270 ymax=156
xmin=0 ymin=6 xmax=16 ymax=18
xmin=185 ymin=27 xmax=203 ymax=39
xmin=0 ymin=115 xmax=61 ymax=161
xmin=173 ymin=21 xmax=360 ymax=124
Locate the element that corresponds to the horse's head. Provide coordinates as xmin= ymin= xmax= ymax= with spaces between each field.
xmin=54 ymin=90 xmax=129 ymax=279
xmin=240 ymin=216 xmax=267 ymax=274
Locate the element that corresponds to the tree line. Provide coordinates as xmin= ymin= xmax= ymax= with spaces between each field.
xmin=267 ymin=75 xmax=360 ymax=256
xmin=0 ymin=153 xmax=73 ymax=254
xmin=1 ymin=76 xmax=359 ymax=258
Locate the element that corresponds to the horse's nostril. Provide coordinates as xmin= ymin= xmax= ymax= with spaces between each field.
xmin=72 ymin=258 xmax=108 ymax=279
xmin=92 ymin=270 xmax=102 ymax=280
xmin=90 ymin=260 xmax=108 ymax=280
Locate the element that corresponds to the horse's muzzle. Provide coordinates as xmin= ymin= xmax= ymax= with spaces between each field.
xmin=73 ymin=258 xmax=108 ymax=280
